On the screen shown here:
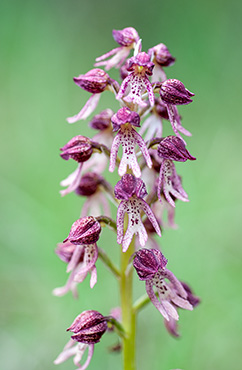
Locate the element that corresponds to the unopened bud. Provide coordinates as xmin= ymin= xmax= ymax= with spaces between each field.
xmin=149 ymin=43 xmax=175 ymax=67
xmin=157 ymin=136 xmax=196 ymax=162
xmin=64 ymin=216 xmax=101 ymax=245
xmin=67 ymin=310 xmax=108 ymax=344
xmin=75 ymin=173 xmax=102 ymax=196
xmin=73 ymin=69 xmax=111 ymax=94
xmin=89 ymin=109 xmax=113 ymax=130
xmin=112 ymin=27 xmax=139 ymax=46
xmin=60 ymin=136 xmax=93 ymax=163
xmin=160 ymin=79 xmax=194 ymax=105
xmin=133 ymin=248 xmax=168 ymax=280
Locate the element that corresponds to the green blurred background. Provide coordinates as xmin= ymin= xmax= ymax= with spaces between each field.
xmin=1 ymin=0 xmax=242 ymax=369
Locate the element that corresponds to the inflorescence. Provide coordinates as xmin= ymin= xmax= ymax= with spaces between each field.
xmin=53 ymin=27 xmax=200 ymax=370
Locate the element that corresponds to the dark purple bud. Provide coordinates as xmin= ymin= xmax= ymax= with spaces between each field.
xmin=133 ymin=248 xmax=168 ymax=280
xmin=126 ymin=52 xmax=154 ymax=76
xmin=73 ymin=69 xmax=111 ymax=94
xmin=112 ymin=27 xmax=139 ymax=46
xmin=55 ymin=241 xmax=84 ymax=264
xmin=155 ymin=99 xmax=169 ymax=120
xmin=114 ymin=174 xmax=147 ymax=200
xmin=75 ymin=172 xmax=103 ymax=196
xmin=60 ymin=136 xmax=93 ymax=163
xmin=89 ymin=109 xmax=113 ymax=131
xmin=160 ymin=79 xmax=194 ymax=105
xmin=181 ymin=282 xmax=200 ymax=307
xmin=111 ymin=107 xmax=140 ymax=131
xmin=157 ymin=136 xmax=196 ymax=162
xmin=64 ymin=216 xmax=101 ymax=245
xmin=67 ymin=310 xmax=108 ymax=344
xmin=148 ymin=43 xmax=175 ymax=67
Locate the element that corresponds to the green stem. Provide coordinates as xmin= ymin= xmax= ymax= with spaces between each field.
xmin=120 ymin=232 xmax=136 ymax=370
xmin=98 ymin=247 xmax=120 ymax=278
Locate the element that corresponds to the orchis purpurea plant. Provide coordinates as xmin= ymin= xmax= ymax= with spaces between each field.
xmin=54 ymin=27 xmax=200 ymax=370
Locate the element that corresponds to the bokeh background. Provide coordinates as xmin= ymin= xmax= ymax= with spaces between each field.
xmin=1 ymin=0 xmax=242 ymax=369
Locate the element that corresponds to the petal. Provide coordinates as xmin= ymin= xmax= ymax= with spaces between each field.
xmin=90 ymin=266 xmax=97 ymax=288
xmin=116 ymin=75 xmax=132 ymax=100
xmin=109 ymin=133 xmax=122 ymax=173
xmin=74 ymin=244 xmax=98 ymax=281
xmin=78 ymin=344 xmax=94 ymax=370
xmin=140 ymin=199 xmax=161 ymax=237
xmin=161 ymin=300 xmax=179 ymax=321
xmin=54 ymin=341 xmax=77 ymax=365
xmin=145 ymin=280 xmax=170 ymax=321
xmin=67 ymin=94 xmax=101 ymax=124
xmin=172 ymin=295 xmax=193 ymax=311
xmin=143 ymin=77 xmax=155 ymax=107
xmin=60 ymin=163 xmax=83 ymax=197
xmin=67 ymin=245 xmax=83 ymax=273
xmin=122 ymin=227 xmax=134 ymax=252
xmin=163 ymin=269 xmax=187 ymax=299
xmin=132 ymin=129 xmax=152 ymax=168
xmin=116 ymin=202 xmax=126 ymax=244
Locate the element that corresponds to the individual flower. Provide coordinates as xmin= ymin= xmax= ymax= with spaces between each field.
xmin=148 ymin=43 xmax=175 ymax=82
xmin=164 ymin=282 xmax=200 ymax=337
xmin=133 ymin=248 xmax=193 ymax=321
xmin=53 ymin=217 xmax=101 ymax=296
xmin=157 ymin=136 xmax=196 ymax=207
xmin=159 ymin=79 xmax=194 ymax=140
xmin=54 ymin=310 xmax=108 ymax=370
xmin=67 ymin=69 xmax=119 ymax=123
xmin=114 ymin=174 xmax=161 ymax=252
xmin=95 ymin=27 xmax=140 ymax=70
xmin=109 ymin=107 xmax=152 ymax=177
xmin=75 ymin=172 xmax=111 ymax=217
xmin=116 ymin=52 xmax=155 ymax=107
xmin=59 ymin=136 xmax=93 ymax=196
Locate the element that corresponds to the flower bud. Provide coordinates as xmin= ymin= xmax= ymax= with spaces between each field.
xmin=67 ymin=310 xmax=108 ymax=344
xmin=60 ymin=135 xmax=93 ymax=163
xmin=126 ymin=52 xmax=154 ymax=76
xmin=75 ymin=172 xmax=102 ymax=196
xmin=160 ymin=79 xmax=194 ymax=105
xmin=148 ymin=43 xmax=175 ymax=67
xmin=89 ymin=109 xmax=113 ymax=131
xmin=157 ymin=136 xmax=196 ymax=162
xmin=155 ymin=99 xmax=169 ymax=120
xmin=111 ymin=107 xmax=140 ymax=131
xmin=112 ymin=27 xmax=139 ymax=46
xmin=133 ymin=248 xmax=168 ymax=280
xmin=73 ymin=69 xmax=111 ymax=94
xmin=64 ymin=216 xmax=101 ymax=245
xmin=114 ymin=174 xmax=147 ymax=200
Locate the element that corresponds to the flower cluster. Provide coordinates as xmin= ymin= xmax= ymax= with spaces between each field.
xmin=54 ymin=27 xmax=200 ymax=370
